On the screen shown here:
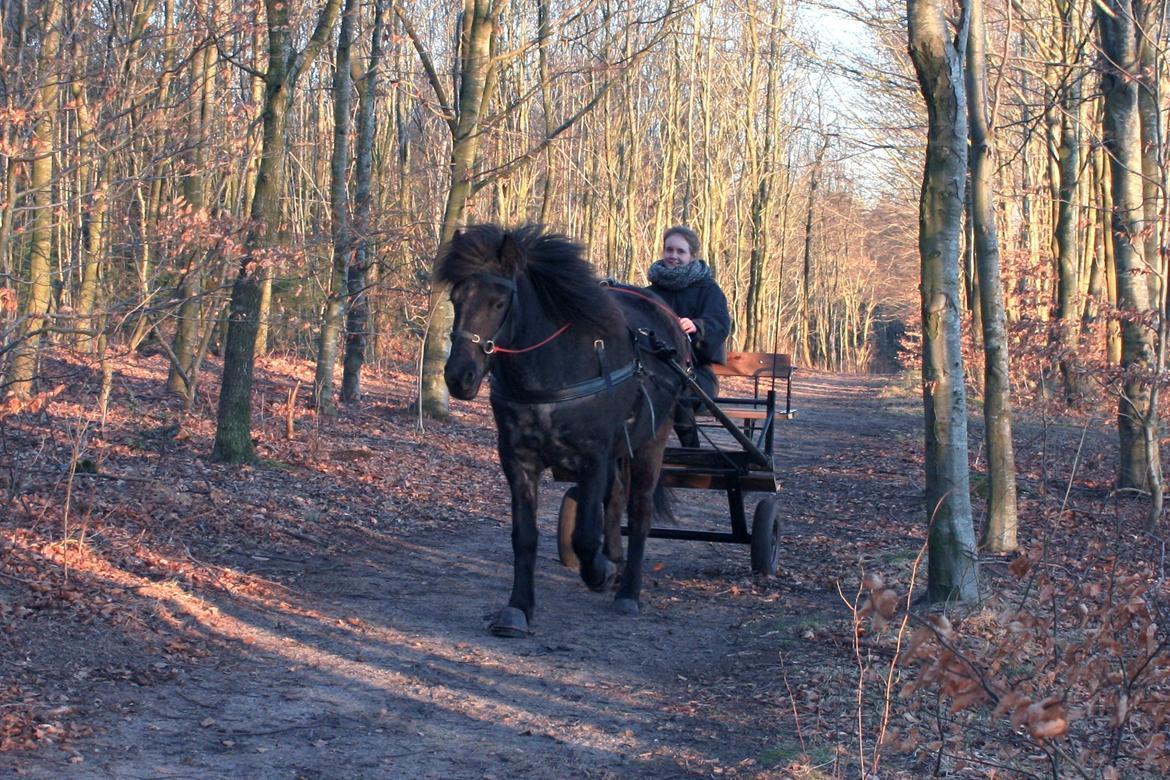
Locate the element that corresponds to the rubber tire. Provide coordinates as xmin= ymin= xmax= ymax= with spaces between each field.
xmin=751 ymin=495 xmax=781 ymax=576
xmin=558 ymin=487 xmax=580 ymax=569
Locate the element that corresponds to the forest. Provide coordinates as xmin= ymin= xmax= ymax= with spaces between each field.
xmin=1 ymin=0 xmax=1169 ymax=777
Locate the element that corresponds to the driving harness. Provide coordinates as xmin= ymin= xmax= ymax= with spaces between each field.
xmin=451 ymin=274 xmax=688 ymax=452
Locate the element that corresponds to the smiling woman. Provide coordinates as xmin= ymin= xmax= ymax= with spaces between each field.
xmin=645 ymin=226 xmax=731 ymax=448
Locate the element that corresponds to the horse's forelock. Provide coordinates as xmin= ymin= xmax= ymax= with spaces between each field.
xmin=436 ymin=223 xmax=619 ymax=335
xmin=434 ymin=223 xmax=512 ymax=286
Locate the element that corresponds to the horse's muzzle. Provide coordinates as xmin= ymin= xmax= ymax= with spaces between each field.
xmin=444 ymin=361 xmax=485 ymax=401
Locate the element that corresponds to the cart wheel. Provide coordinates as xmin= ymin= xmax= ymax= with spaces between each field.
xmin=558 ymin=487 xmax=580 ymax=569
xmin=751 ymin=495 xmax=782 ymax=576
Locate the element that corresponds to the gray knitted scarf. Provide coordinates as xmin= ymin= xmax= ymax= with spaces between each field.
xmin=647 ymin=259 xmax=712 ymax=291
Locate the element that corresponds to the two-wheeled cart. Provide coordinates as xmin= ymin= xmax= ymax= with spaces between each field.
xmin=554 ymin=352 xmax=795 ymax=576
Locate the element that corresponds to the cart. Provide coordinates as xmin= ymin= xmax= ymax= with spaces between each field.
xmin=553 ymin=351 xmax=795 ymax=576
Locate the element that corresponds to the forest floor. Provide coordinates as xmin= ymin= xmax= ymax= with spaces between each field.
xmin=0 ymin=350 xmax=1146 ymax=779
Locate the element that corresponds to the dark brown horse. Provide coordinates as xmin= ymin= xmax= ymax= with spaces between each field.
xmin=436 ymin=224 xmax=688 ymax=636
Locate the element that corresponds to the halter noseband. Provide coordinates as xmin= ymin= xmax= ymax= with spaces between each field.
xmin=450 ymin=273 xmax=518 ymax=354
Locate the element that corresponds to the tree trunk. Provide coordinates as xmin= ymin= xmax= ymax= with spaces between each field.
xmin=1136 ymin=0 xmax=1162 ymax=311
xmin=966 ymin=0 xmax=1018 ymax=553
xmin=213 ymin=0 xmax=343 ymax=462
xmin=170 ymin=13 xmax=217 ymax=394
xmin=314 ymin=0 xmax=358 ymax=416
xmin=1098 ymin=145 xmax=1123 ymax=363
xmin=6 ymin=0 xmax=62 ymax=399
xmin=416 ymin=0 xmax=496 ymax=418
xmin=341 ymin=0 xmax=387 ymax=404
xmin=798 ymin=138 xmax=828 ymax=369
xmin=72 ymin=29 xmax=107 ymax=355
xmin=908 ymin=0 xmax=980 ymax=602
xmin=1096 ymin=0 xmax=1161 ymax=492
xmin=745 ymin=4 xmax=782 ymax=352
xmin=1054 ymin=0 xmax=1085 ymax=404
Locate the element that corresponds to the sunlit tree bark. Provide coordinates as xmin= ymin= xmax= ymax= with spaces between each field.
xmin=341 ymin=0 xmax=388 ymax=404
xmin=1053 ymin=0 xmax=1086 ymax=404
xmin=908 ymin=0 xmax=979 ymax=602
xmin=414 ymin=0 xmax=496 ymax=418
xmin=213 ymin=0 xmax=343 ymax=462
xmin=6 ymin=0 xmax=62 ymax=399
xmin=170 ymin=2 xmax=218 ymax=395
xmin=1095 ymin=0 xmax=1160 ymax=493
xmin=966 ymin=0 xmax=1017 ymax=552
xmin=313 ymin=0 xmax=358 ymax=416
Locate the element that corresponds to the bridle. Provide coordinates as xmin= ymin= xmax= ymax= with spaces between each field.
xmin=450 ymin=273 xmax=518 ymax=355
xmin=451 ymin=274 xmax=684 ymax=443
xmin=449 ymin=272 xmax=574 ymax=355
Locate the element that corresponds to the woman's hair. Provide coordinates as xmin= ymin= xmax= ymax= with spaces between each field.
xmin=663 ymin=225 xmax=702 ymax=260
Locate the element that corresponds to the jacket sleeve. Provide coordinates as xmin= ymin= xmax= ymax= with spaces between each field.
xmin=691 ymin=283 xmax=731 ymax=365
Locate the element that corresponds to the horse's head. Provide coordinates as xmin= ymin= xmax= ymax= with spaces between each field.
xmin=436 ymin=226 xmax=526 ymax=400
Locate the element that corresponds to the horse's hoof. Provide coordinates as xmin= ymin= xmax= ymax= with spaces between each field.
xmin=583 ymin=557 xmax=617 ymax=593
xmin=489 ymin=607 xmax=530 ymax=638
xmin=612 ymin=597 xmax=640 ymax=615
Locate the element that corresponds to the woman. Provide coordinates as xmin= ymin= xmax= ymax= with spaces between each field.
xmin=646 ymin=225 xmax=731 ymax=447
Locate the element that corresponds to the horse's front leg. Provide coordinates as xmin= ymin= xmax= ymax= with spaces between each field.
xmin=614 ymin=425 xmax=670 ymax=615
xmin=490 ymin=453 xmax=541 ymax=638
xmin=572 ymin=455 xmax=617 ymax=592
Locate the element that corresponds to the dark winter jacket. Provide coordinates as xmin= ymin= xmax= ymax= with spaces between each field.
xmin=648 ymin=275 xmax=731 ymax=368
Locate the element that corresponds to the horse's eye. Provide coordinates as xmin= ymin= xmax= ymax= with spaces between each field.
xmin=493 ymin=299 xmax=506 ymax=310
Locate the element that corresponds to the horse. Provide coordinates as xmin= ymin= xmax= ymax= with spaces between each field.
xmin=436 ymin=223 xmax=689 ymax=637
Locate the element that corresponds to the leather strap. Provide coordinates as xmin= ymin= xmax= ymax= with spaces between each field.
xmin=490 ymin=360 xmax=636 ymax=405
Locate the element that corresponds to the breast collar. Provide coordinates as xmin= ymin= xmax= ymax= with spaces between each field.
xmin=489 ymin=337 xmax=637 ymax=405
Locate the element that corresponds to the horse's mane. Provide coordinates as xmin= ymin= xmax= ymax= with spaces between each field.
xmin=434 ymin=223 xmax=620 ymax=335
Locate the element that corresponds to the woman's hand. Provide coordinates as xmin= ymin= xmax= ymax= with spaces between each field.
xmin=679 ymin=317 xmax=697 ymax=335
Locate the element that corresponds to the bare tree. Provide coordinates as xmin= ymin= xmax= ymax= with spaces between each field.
xmin=5 ymin=0 xmax=61 ymax=399
xmin=965 ymin=0 xmax=1018 ymax=552
xmin=213 ymin=0 xmax=343 ymax=462
xmin=1095 ymin=0 xmax=1161 ymax=494
xmin=907 ymin=0 xmax=979 ymax=601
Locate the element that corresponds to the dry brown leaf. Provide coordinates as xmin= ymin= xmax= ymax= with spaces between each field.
xmin=1028 ymin=717 xmax=1068 ymax=740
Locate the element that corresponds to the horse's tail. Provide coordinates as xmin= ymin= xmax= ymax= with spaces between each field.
xmin=652 ymin=477 xmax=675 ymax=525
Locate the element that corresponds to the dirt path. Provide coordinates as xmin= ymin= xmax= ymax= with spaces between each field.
xmin=2 ymin=371 xmax=929 ymax=779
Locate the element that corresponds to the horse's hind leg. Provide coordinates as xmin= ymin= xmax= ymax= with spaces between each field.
xmin=572 ymin=457 xmax=617 ymax=592
xmin=603 ymin=458 xmax=628 ymax=565
xmin=613 ymin=430 xmax=669 ymax=615
xmin=491 ymin=456 xmax=541 ymax=638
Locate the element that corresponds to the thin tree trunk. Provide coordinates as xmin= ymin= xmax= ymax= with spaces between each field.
xmin=1096 ymin=0 xmax=1161 ymax=492
xmin=72 ymin=29 xmax=107 ymax=355
xmin=416 ymin=0 xmax=496 ymax=418
xmin=342 ymin=0 xmax=387 ymax=404
xmin=314 ymin=0 xmax=358 ymax=416
xmin=170 ymin=13 xmax=216 ymax=394
xmin=6 ymin=0 xmax=62 ymax=399
xmin=908 ymin=0 xmax=980 ymax=602
xmin=966 ymin=0 xmax=1018 ymax=552
xmin=1054 ymin=0 xmax=1085 ymax=404
xmin=213 ymin=0 xmax=343 ymax=462
xmin=1099 ymin=145 xmax=1123 ymax=363
xmin=798 ymin=138 xmax=828 ymax=369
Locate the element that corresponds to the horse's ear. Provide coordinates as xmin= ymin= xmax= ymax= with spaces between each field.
xmin=499 ymin=233 xmax=524 ymax=274
xmin=452 ymin=228 xmax=463 ymax=241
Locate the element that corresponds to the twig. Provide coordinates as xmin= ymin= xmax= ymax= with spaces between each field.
xmin=286 ymin=381 xmax=301 ymax=440
xmin=0 ymin=570 xmax=39 ymax=585
xmin=778 ymin=653 xmax=805 ymax=753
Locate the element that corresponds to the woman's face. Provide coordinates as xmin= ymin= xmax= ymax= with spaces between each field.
xmin=662 ymin=234 xmax=695 ymax=268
